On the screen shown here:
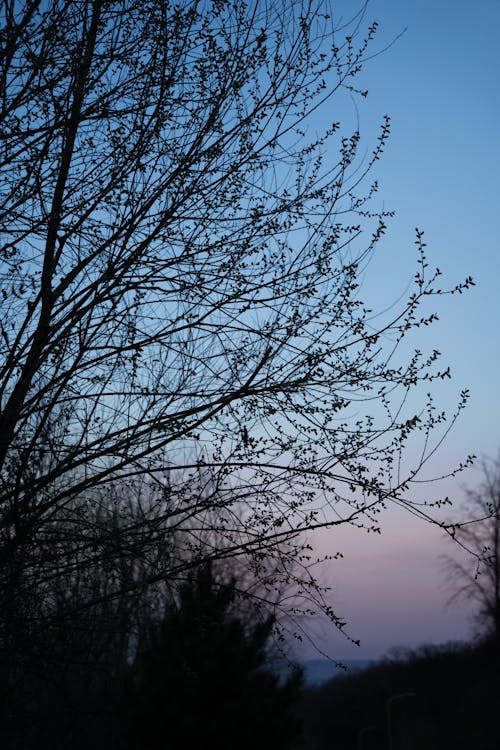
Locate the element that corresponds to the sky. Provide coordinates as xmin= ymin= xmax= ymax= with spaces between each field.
xmin=297 ymin=0 xmax=500 ymax=662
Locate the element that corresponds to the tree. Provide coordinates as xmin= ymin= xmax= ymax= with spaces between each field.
xmin=0 ymin=483 xmax=174 ymax=749
xmin=444 ymin=455 xmax=500 ymax=648
xmin=0 ymin=0 xmax=473 ymax=656
xmin=123 ymin=563 xmax=303 ymax=750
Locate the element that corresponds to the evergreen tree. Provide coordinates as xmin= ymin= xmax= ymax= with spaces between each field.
xmin=124 ymin=565 xmax=302 ymax=750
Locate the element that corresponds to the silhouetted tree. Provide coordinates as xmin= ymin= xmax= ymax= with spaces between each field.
xmin=124 ymin=563 xmax=303 ymax=750
xmin=0 ymin=0 xmax=473 ymax=676
xmin=444 ymin=454 xmax=500 ymax=648
xmin=0 ymin=479 xmax=306 ymax=749
xmin=0 ymin=483 xmax=173 ymax=749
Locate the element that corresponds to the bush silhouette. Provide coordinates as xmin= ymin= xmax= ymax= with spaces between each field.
xmin=123 ymin=564 xmax=303 ymax=750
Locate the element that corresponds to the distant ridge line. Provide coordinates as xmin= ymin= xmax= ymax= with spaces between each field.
xmin=274 ymin=658 xmax=374 ymax=687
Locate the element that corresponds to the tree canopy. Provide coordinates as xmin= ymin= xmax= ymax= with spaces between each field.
xmin=0 ymin=0 xmax=473 ymax=657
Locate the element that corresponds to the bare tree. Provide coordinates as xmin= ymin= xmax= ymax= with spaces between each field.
xmin=0 ymin=0 xmax=473 ymax=648
xmin=444 ymin=455 xmax=500 ymax=647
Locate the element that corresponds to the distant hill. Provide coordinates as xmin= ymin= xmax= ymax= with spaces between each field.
xmin=300 ymin=658 xmax=373 ymax=686
xmin=297 ymin=639 xmax=500 ymax=750
xmin=273 ymin=657 xmax=373 ymax=687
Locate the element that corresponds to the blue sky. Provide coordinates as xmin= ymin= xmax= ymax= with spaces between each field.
xmin=300 ymin=0 xmax=500 ymax=661
xmin=358 ymin=0 xmax=500 ymax=462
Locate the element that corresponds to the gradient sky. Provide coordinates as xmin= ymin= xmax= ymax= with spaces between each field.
xmin=298 ymin=0 xmax=500 ymax=662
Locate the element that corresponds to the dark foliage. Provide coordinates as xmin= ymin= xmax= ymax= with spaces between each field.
xmin=122 ymin=564 xmax=303 ymax=750
xmin=0 ymin=562 xmax=303 ymax=750
xmin=298 ymin=639 xmax=500 ymax=750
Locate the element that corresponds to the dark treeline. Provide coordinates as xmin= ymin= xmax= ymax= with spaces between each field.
xmin=298 ymin=638 xmax=500 ymax=750
xmin=4 ymin=573 xmax=499 ymax=750
xmin=0 ymin=562 xmax=304 ymax=750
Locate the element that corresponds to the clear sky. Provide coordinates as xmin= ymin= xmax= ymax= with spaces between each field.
xmin=299 ymin=0 xmax=500 ymax=662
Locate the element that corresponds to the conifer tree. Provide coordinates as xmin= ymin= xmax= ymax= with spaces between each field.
xmin=125 ymin=564 xmax=303 ymax=750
